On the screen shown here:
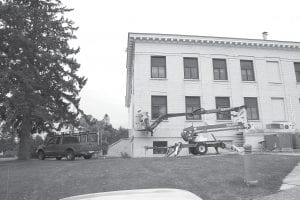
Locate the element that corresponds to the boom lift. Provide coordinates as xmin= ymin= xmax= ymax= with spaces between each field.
xmin=136 ymin=105 xmax=250 ymax=156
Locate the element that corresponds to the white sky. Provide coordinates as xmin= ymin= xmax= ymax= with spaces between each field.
xmin=62 ymin=0 xmax=300 ymax=128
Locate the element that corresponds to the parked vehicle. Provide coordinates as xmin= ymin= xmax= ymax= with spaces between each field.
xmin=36 ymin=135 xmax=99 ymax=161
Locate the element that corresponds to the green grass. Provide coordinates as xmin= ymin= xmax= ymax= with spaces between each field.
xmin=0 ymin=154 xmax=299 ymax=200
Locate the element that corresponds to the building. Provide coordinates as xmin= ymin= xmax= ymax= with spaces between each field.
xmin=125 ymin=32 xmax=300 ymax=157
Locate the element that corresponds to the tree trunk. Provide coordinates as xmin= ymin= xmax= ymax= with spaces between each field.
xmin=18 ymin=115 xmax=32 ymax=160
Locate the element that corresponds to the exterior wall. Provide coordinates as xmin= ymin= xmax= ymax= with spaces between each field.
xmin=107 ymin=138 xmax=131 ymax=157
xmin=128 ymin=40 xmax=300 ymax=157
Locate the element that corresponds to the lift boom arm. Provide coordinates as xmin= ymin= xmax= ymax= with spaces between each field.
xmin=136 ymin=105 xmax=247 ymax=135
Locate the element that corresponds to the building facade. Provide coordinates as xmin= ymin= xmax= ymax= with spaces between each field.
xmin=125 ymin=33 xmax=300 ymax=157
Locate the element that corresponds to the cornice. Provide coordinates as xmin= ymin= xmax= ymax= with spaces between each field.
xmin=128 ymin=32 xmax=300 ymax=50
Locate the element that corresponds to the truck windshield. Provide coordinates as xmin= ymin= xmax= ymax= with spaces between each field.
xmin=63 ymin=137 xmax=79 ymax=144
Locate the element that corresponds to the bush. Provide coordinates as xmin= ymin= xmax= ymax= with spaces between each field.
xmin=120 ymin=152 xmax=131 ymax=158
xmin=3 ymin=150 xmax=17 ymax=158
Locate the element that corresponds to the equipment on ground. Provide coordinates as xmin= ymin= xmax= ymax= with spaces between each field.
xmin=137 ymin=106 xmax=250 ymax=156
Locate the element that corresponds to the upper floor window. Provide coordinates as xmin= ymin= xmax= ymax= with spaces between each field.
xmin=241 ymin=60 xmax=255 ymax=81
xmin=294 ymin=62 xmax=300 ymax=82
xmin=184 ymin=57 xmax=199 ymax=79
xmin=215 ymin=97 xmax=231 ymax=120
xmin=185 ymin=96 xmax=201 ymax=120
xmin=151 ymin=56 xmax=166 ymax=78
xmin=244 ymin=97 xmax=259 ymax=120
xmin=213 ymin=59 xmax=228 ymax=80
xmin=151 ymin=96 xmax=167 ymax=119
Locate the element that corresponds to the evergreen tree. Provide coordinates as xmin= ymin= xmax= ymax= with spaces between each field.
xmin=0 ymin=0 xmax=86 ymax=159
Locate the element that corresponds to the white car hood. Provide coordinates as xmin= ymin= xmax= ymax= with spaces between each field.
xmin=60 ymin=188 xmax=202 ymax=200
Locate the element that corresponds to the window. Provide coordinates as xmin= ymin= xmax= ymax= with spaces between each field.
xmin=55 ymin=137 xmax=61 ymax=145
xmin=267 ymin=61 xmax=281 ymax=83
xmin=151 ymin=96 xmax=167 ymax=119
xmin=244 ymin=97 xmax=259 ymax=120
xmin=213 ymin=59 xmax=228 ymax=80
xmin=184 ymin=57 xmax=199 ymax=79
xmin=271 ymin=98 xmax=286 ymax=121
xmin=151 ymin=56 xmax=166 ymax=78
xmin=294 ymin=62 xmax=300 ymax=82
xmin=241 ymin=60 xmax=255 ymax=81
xmin=153 ymin=141 xmax=168 ymax=154
xmin=63 ymin=137 xmax=79 ymax=144
xmin=185 ymin=96 xmax=201 ymax=120
xmin=215 ymin=97 xmax=231 ymax=120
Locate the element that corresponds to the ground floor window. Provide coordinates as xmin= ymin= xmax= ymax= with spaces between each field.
xmin=153 ymin=141 xmax=168 ymax=154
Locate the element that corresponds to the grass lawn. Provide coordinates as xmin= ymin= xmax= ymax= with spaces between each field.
xmin=0 ymin=154 xmax=299 ymax=200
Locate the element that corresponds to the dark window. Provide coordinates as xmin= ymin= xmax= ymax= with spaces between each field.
xmin=244 ymin=97 xmax=259 ymax=120
xmin=153 ymin=141 xmax=168 ymax=154
xmin=63 ymin=137 xmax=79 ymax=144
xmin=151 ymin=96 xmax=167 ymax=119
xmin=185 ymin=96 xmax=201 ymax=120
xmin=241 ymin=60 xmax=255 ymax=81
xmin=184 ymin=57 xmax=199 ymax=79
xmin=151 ymin=56 xmax=166 ymax=78
xmin=216 ymin=97 xmax=231 ymax=120
xmin=55 ymin=137 xmax=61 ymax=144
xmin=213 ymin=59 xmax=228 ymax=80
xmin=88 ymin=134 xmax=98 ymax=142
xmin=80 ymin=135 xmax=87 ymax=143
xmin=294 ymin=63 xmax=300 ymax=82
xmin=47 ymin=138 xmax=55 ymax=145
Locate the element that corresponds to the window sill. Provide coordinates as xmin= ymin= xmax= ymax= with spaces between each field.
xmin=185 ymin=120 xmax=202 ymax=122
xmin=183 ymin=79 xmax=200 ymax=81
xmin=241 ymin=81 xmax=257 ymax=83
xmin=213 ymin=79 xmax=229 ymax=82
xmin=216 ymin=120 xmax=232 ymax=122
xmin=150 ymin=78 xmax=167 ymax=80
xmin=268 ymin=82 xmax=283 ymax=85
xmin=248 ymin=120 xmax=260 ymax=122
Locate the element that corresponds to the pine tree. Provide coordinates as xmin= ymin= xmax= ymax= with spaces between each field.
xmin=0 ymin=0 xmax=87 ymax=160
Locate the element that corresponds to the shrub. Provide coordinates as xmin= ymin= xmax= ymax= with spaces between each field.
xmin=120 ymin=152 xmax=131 ymax=158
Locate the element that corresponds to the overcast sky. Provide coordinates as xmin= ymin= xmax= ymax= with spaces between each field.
xmin=62 ymin=0 xmax=300 ymax=128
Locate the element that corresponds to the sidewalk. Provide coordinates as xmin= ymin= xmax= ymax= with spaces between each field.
xmin=256 ymin=161 xmax=300 ymax=200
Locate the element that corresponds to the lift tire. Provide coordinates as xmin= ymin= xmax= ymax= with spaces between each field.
xmin=189 ymin=147 xmax=198 ymax=155
xmin=196 ymin=143 xmax=208 ymax=155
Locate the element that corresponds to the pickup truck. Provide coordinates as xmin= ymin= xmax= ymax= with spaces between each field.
xmin=36 ymin=135 xmax=99 ymax=160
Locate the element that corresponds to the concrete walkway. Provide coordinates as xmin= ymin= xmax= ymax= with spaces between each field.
xmin=257 ymin=160 xmax=300 ymax=200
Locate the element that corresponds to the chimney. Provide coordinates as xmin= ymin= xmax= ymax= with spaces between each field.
xmin=262 ymin=32 xmax=268 ymax=40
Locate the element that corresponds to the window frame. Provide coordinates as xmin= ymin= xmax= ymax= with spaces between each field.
xmin=213 ymin=58 xmax=228 ymax=80
xmin=240 ymin=60 xmax=255 ymax=81
xmin=151 ymin=56 xmax=166 ymax=78
xmin=183 ymin=57 xmax=199 ymax=79
xmin=151 ymin=95 xmax=168 ymax=120
xmin=153 ymin=141 xmax=168 ymax=154
xmin=215 ymin=97 xmax=231 ymax=120
xmin=294 ymin=62 xmax=300 ymax=82
xmin=185 ymin=96 xmax=201 ymax=120
xmin=244 ymin=97 xmax=259 ymax=120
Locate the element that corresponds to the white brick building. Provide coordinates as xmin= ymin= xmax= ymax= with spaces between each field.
xmin=125 ymin=33 xmax=300 ymax=157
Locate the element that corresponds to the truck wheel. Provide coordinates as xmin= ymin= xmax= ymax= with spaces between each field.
xmin=56 ymin=157 xmax=62 ymax=160
xmin=196 ymin=143 xmax=208 ymax=155
xmin=38 ymin=150 xmax=45 ymax=160
xmin=66 ymin=150 xmax=75 ymax=161
xmin=83 ymin=155 xmax=92 ymax=159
